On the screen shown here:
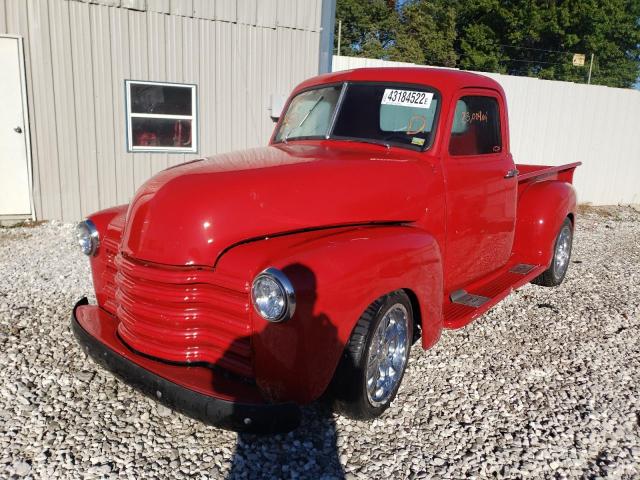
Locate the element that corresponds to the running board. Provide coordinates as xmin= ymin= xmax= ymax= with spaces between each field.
xmin=443 ymin=263 xmax=546 ymax=329
xmin=509 ymin=263 xmax=536 ymax=275
xmin=450 ymin=290 xmax=490 ymax=308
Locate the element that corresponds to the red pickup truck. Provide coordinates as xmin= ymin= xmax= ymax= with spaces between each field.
xmin=72 ymin=68 xmax=580 ymax=433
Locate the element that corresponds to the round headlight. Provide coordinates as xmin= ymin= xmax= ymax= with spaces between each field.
xmin=76 ymin=220 xmax=99 ymax=256
xmin=251 ymin=268 xmax=296 ymax=322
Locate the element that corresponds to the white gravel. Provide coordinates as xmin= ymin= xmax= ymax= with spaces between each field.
xmin=1 ymin=207 xmax=639 ymax=479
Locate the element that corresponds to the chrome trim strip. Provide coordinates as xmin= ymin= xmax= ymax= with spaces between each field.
xmin=251 ymin=267 xmax=297 ymax=323
xmin=326 ymin=82 xmax=348 ymax=139
xmin=80 ymin=219 xmax=100 ymax=256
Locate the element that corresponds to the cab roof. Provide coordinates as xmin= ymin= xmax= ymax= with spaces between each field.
xmin=294 ymin=67 xmax=504 ymax=98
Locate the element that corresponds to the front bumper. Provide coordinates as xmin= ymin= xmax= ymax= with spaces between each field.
xmin=71 ymin=298 xmax=300 ymax=433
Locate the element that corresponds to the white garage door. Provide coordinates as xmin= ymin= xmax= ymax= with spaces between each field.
xmin=0 ymin=36 xmax=32 ymax=217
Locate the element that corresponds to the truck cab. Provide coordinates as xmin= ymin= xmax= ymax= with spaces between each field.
xmin=72 ymin=68 xmax=580 ymax=433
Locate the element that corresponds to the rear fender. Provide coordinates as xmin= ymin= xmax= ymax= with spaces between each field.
xmin=513 ymin=180 xmax=576 ymax=266
xmin=217 ymin=225 xmax=443 ymax=404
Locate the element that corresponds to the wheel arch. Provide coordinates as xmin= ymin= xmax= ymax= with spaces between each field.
xmin=513 ymin=180 xmax=577 ymax=267
xmin=401 ymin=287 xmax=423 ymax=342
xmin=216 ymin=224 xmax=443 ymax=404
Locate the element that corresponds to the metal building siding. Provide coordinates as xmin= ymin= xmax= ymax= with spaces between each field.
xmin=231 ymin=23 xmax=248 ymax=150
xmin=147 ymin=0 xmax=170 ymax=15
xmin=277 ymin=0 xmax=294 ymax=29
xmin=259 ymin=27 xmax=278 ymax=143
xmin=146 ymin=11 xmax=168 ymax=171
xmin=110 ymin=6 xmax=136 ymax=205
xmin=93 ymin=4 xmax=120 ymax=209
xmin=49 ymin=0 xmax=82 ymax=221
xmin=256 ymin=0 xmax=277 ymax=28
xmin=1 ymin=0 xmax=322 ymax=220
xmin=0 ymin=1 xmax=6 ymax=31
xmin=128 ymin=9 xmax=152 ymax=192
xmin=214 ymin=20 xmax=233 ymax=154
xmin=69 ymin=2 xmax=99 ymax=216
xmin=192 ymin=0 xmax=215 ymax=21
xmin=170 ymin=0 xmax=193 ymax=18
xmin=27 ymin=0 xmax=63 ymax=220
xmin=121 ymin=0 xmax=145 ymax=11
xmin=181 ymin=15 xmax=200 ymax=164
xmin=237 ymin=0 xmax=256 ymax=26
xmin=215 ymin=0 xmax=236 ymax=23
xmin=198 ymin=18 xmax=216 ymax=157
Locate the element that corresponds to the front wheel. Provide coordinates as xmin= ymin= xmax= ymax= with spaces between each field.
xmin=532 ymin=217 xmax=573 ymax=287
xmin=330 ymin=291 xmax=414 ymax=419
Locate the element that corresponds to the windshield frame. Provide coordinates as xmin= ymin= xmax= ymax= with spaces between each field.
xmin=272 ymin=80 xmax=442 ymax=152
xmin=272 ymin=82 xmax=345 ymax=143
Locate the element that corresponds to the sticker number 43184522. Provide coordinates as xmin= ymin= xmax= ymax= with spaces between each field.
xmin=381 ymin=89 xmax=434 ymax=109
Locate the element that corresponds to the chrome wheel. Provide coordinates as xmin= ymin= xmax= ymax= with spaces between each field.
xmin=554 ymin=224 xmax=572 ymax=278
xmin=365 ymin=303 xmax=410 ymax=407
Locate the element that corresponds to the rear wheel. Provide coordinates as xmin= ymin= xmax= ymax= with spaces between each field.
xmin=533 ymin=217 xmax=573 ymax=287
xmin=331 ymin=291 xmax=413 ymax=419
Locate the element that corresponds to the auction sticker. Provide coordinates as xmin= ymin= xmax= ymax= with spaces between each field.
xmin=381 ymin=89 xmax=434 ymax=109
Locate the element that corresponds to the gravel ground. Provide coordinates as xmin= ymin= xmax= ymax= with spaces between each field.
xmin=1 ymin=206 xmax=639 ymax=479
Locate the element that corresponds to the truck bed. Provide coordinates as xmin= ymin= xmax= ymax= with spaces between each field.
xmin=516 ymin=162 xmax=581 ymax=183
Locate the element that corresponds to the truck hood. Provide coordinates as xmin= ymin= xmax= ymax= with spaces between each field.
xmin=121 ymin=143 xmax=430 ymax=266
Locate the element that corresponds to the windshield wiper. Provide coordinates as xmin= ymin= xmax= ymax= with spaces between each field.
xmin=284 ymin=95 xmax=324 ymax=143
xmin=339 ymin=138 xmax=391 ymax=149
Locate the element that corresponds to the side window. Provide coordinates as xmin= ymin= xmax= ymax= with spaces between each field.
xmin=449 ymin=95 xmax=502 ymax=156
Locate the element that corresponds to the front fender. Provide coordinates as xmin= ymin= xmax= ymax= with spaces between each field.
xmin=513 ymin=180 xmax=576 ymax=266
xmin=216 ymin=225 xmax=443 ymax=404
xmin=86 ymin=205 xmax=128 ymax=308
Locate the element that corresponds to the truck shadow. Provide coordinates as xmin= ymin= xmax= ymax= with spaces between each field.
xmin=226 ymin=404 xmax=345 ymax=479
xmin=213 ymin=263 xmax=346 ymax=479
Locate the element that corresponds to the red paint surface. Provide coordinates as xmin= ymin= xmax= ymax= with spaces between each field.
xmin=82 ymin=68 xmax=580 ymax=405
xmin=75 ymin=304 xmax=266 ymax=403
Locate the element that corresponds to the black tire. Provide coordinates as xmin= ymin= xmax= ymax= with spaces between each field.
xmin=532 ymin=217 xmax=573 ymax=287
xmin=330 ymin=290 xmax=414 ymax=420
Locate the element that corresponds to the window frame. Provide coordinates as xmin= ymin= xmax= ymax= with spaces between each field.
xmin=272 ymin=83 xmax=345 ymax=143
xmin=125 ymin=79 xmax=198 ymax=154
xmin=271 ymin=81 xmax=442 ymax=152
xmin=446 ymin=89 xmax=505 ymax=158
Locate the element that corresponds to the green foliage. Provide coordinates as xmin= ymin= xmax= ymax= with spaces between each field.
xmin=335 ymin=0 xmax=401 ymax=58
xmin=393 ymin=1 xmax=458 ymax=67
xmin=334 ymin=0 xmax=640 ymax=88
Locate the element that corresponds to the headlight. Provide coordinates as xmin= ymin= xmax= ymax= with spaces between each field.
xmin=76 ymin=220 xmax=99 ymax=256
xmin=251 ymin=267 xmax=296 ymax=322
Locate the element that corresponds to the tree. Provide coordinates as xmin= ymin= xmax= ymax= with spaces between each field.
xmin=455 ymin=0 xmax=640 ymax=87
xmin=393 ymin=0 xmax=458 ymax=67
xmin=334 ymin=0 xmax=640 ymax=88
xmin=334 ymin=0 xmax=401 ymax=59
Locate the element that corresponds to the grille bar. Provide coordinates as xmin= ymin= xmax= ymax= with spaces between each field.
xmin=99 ymin=249 xmax=253 ymax=378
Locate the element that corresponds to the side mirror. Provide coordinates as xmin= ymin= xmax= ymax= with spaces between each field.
xmin=270 ymin=94 xmax=286 ymax=124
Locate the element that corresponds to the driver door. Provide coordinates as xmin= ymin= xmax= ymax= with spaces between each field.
xmin=442 ymin=89 xmax=517 ymax=292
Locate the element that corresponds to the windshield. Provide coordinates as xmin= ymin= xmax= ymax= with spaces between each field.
xmin=273 ymin=82 xmax=439 ymax=150
xmin=273 ymin=86 xmax=342 ymax=142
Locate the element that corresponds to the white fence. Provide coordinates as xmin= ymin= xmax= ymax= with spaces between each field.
xmin=333 ymin=56 xmax=640 ymax=205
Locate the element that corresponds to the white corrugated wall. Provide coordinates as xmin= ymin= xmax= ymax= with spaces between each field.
xmin=333 ymin=55 xmax=640 ymax=206
xmin=0 ymin=0 xmax=323 ymax=221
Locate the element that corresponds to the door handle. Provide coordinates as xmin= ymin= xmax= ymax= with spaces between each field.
xmin=14 ymin=126 xmax=22 ymax=134
xmin=504 ymin=168 xmax=519 ymax=178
